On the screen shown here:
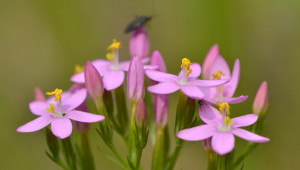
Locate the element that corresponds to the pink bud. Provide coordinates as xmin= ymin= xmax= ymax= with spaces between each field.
xmin=34 ymin=87 xmax=46 ymax=101
xmin=130 ymin=26 xmax=150 ymax=59
xmin=127 ymin=56 xmax=145 ymax=102
xmin=202 ymin=44 xmax=219 ymax=80
xmin=135 ymin=99 xmax=148 ymax=125
xmin=154 ymin=94 xmax=169 ymax=126
xmin=84 ymin=61 xmax=104 ymax=100
xmin=253 ymin=81 xmax=269 ymax=114
xmin=150 ymin=50 xmax=167 ymax=86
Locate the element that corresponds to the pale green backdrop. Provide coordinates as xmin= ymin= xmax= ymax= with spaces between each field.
xmin=1 ymin=0 xmax=299 ymax=169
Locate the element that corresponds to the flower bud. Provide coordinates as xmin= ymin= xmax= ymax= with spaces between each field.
xmin=34 ymin=87 xmax=46 ymax=101
xmin=84 ymin=61 xmax=104 ymax=101
xmin=135 ymin=99 xmax=148 ymax=125
xmin=253 ymin=81 xmax=269 ymax=114
xmin=130 ymin=26 xmax=150 ymax=59
xmin=154 ymin=94 xmax=169 ymax=126
xmin=202 ymin=44 xmax=219 ymax=80
xmin=150 ymin=50 xmax=167 ymax=85
xmin=127 ymin=56 xmax=145 ymax=102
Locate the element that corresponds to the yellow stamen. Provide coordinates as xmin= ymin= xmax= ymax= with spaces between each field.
xmin=74 ymin=65 xmax=84 ymax=74
xmin=181 ymin=58 xmax=192 ymax=70
xmin=106 ymin=52 xmax=114 ymax=61
xmin=46 ymin=104 xmax=56 ymax=113
xmin=46 ymin=88 xmax=63 ymax=101
xmin=187 ymin=69 xmax=193 ymax=77
xmin=107 ymin=39 xmax=121 ymax=51
xmin=212 ymin=70 xmax=225 ymax=80
xmin=218 ymin=102 xmax=230 ymax=116
xmin=225 ymin=116 xmax=234 ymax=126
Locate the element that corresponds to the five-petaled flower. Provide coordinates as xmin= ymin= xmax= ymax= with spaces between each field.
xmin=17 ymin=88 xmax=105 ymax=139
xmin=177 ymin=103 xmax=269 ymax=155
xmin=202 ymin=44 xmax=247 ymax=104
xmin=146 ymin=58 xmax=229 ymax=100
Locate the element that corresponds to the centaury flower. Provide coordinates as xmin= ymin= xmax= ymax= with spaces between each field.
xmin=177 ymin=103 xmax=269 ymax=155
xmin=146 ymin=58 xmax=229 ymax=100
xmin=17 ymin=88 xmax=105 ymax=139
xmin=202 ymin=44 xmax=247 ymax=104
xmin=71 ymin=39 xmax=154 ymax=91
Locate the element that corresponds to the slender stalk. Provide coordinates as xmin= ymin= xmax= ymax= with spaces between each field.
xmin=168 ymin=142 xmax=183 ymax=170
xmin=207 ymin=150 xmax=217 ymax=170
xmin=107 ymin=143 xmax=130 ymax=169
xmin=61 ymin=137 xmax=77 ymax=170
xmin=152 ymin=125 xmax=169 ymax=170
xmin=80 ymin=133 xmax=95 ymax=170
xmin=233 ymin=143 xmax=257 ymax=168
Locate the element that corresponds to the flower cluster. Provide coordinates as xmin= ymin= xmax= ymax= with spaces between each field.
xmin=17 ymin=23 xmax=270 ymax=170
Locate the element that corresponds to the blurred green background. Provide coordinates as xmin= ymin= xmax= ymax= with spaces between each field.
xmin=1 ymin=0 xmax=299 ymax=169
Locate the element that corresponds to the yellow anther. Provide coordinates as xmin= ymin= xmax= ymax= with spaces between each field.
xmin=46 ymin=88 xmax=63 ymax=101
xmin=187 ymin=69 xmax=193 ymax=76
xmin=225 ymin=116 xmax=234 ymax=126
xmin=212 ymin=70 xmax=226 ymax=80
xmin=181 ymin=58 xmax=192 ymax=70
xmin=46 ymin=104 xmax=56 ymax=113
xmin=107 ymin=39 xmax=121 ymax=51
xmin=218 ymin=102 xmax=230 ymax=116
xmin=74 ymin=65 xmax=84 ymax=74
xmin=106 ymin=52 xmax=114 ymax=61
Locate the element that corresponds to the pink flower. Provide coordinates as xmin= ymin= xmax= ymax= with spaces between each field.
xmin=202 ymin=45 xmax=247 ymax=104
xmin=177 ymin=103 xmax=269 ymax=155
xmin=130 ymin=26 xmax=150 ymax=59
xmin=17 ymin=88 xmax=105 ymax=139
xmin=253 ymin=81 xmax=269 ymax=114
xmin=150 ymin=51 xmax=169 ymax=126
xmin=146 ymin=58 xmax=229 ymax=100
xmin=71 ymin=39 xmax=153 ymax=91
xmin=127 ymin=56 xmax=145 ymax=102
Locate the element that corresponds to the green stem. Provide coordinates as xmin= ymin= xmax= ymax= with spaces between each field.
xmin=61 ymin=137 xmax=77 ymax=170
xmin=207 ymin=150 xmax=217 ymax=170
xmin=127 ymin=103 xmax=138 ymax=169
xmin=167 ymin=141 xmax=183 ymax=170
xmin=114 ymin=86 xmax=129 ymax=137
xmin=80 ymin=133 xmax=95 ymax=170
xmin=152 ymin=126 xmax=169 ymax=170
xmin=233 ymin=143 xmax=257 ymax=168
xmin=107 ymin=143 xmax=130 ymax=169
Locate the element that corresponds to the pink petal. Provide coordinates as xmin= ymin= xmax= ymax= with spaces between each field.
xmin=231 ymin=114 xmax=258 ymax=128
xmin=225 ymin=59 xmax=240 ymax=98
xmin=223 ymin=95 xmax=248 ymax=104
xmin=147 ymin=82 xmax=180 ymax=94
xmin=181 ymin=85 xmax=204 ymax=99
xmin=51 ymin=117 xmax=73 ymax=139
xmin=92 ymin=59 xmax=111 ymax=76
xmin=120 ymin=61 xmax=131 ymax=71
xmin=177 ymin=125 xmax=216 ymax=141
xmin=103 ymin=70 xmax=125 ymax=90
xmin=232 ymin=128 xmax=270 ymax=143
xmin=62 ymin=88 xmax=87 ymax=112
xmin=199 ymin=104 xmax=221 ymax=124
xmin=17 ymin=115 xmax=52 ymax=132
xmin=210 ymin=55 xmax=231 ymax=80
xmin=178 ymin=63 xmax=201 ymax=79
xmin=29 ymin=101 xmax=51 ymax=115
xmin=144 ymin=65 xmax=158 ymax=70
xmin=145 ymin=70 xmax=178 ymax=83
xmin=212 ymin=132 xmax=235 ymax=155
xmin=67 ymin=110 xmax=105 ymax=122
xmin=202 ymin=44 xmax=219 ymax=79
xmin=191 ymin=79 xmax=229 ymax=87
xmin=70 ymin=72 xmax=85 ymax=83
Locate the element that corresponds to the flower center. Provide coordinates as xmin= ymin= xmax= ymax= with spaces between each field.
xmin=106 ymin=39 xmax=122 ymax=70
xmin=74 ymin=65 xmax=84 ymax=74
xmin=178 ymin=58 xmax=193 ymax=85
xmin=46 ymin=88 xmax=65 ymax=118
xmin=212 ymin=70 xmax=227 ymax=102
xmin=217 ymin=102 xmax=234 ymax=132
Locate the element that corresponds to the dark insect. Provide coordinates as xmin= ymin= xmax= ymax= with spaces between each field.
xmin=125 ymin=16 xmax=152 ymax=33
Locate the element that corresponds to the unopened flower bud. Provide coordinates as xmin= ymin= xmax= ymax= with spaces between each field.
xmin=253 ymin=81 xmax=269 ymax=114
xmin=84 ymin=61 xmax=104 ymax=101
xmin=154 ymin=94 xmax=169 ymax=126
xmin=202 ymin=44 xmax=219 ymax=80
xmin=127 ymin=56 xmax=145 ymax=102
xmin=130 ymin=26 xmax=150 ymax=59
xmin=135 ymin=100 xmax=148 ymax=125
xmin=35 ymin=87 xmax=46 ymax=101
xmin=150 ymin=50 xmax=167 ymax=85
